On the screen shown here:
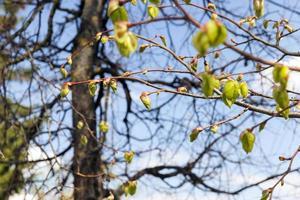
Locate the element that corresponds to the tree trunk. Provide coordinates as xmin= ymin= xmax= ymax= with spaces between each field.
xmin=72 ymin=0 xmax=104 ymax=199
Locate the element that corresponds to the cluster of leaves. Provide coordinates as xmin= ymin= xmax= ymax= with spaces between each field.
xmin=272 ymin=65 xmax=290 ymax=119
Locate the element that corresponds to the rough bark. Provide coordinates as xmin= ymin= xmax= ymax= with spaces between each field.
xmin=71 ymin=0 xmax=104 ymax=199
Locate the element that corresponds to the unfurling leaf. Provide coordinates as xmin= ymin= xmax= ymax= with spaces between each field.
xmin=88 ymin=81 xmax=97 ymax=96
xmin=131 ymin=0 xmax=137 ymax=5
xmin=259 ymin=121 xmax=266 ymax=132
xmin=60 ymin=83 xmax=70 ymax=98
xmin=284 ymin=24 xmax=293 ymax=33
xmin=149 ymin=0 xmax=160 ymax=4
xmin=210 ymin=125 xmax=219 ymax=133
xmin=123 ymin=181 xmax=137 ymax=196
xmin=184 ymin=0 xmax=191 ymax=4
xmin=67 ymin=56 xmax=72 ymax=65
xmin=108 ymin=2 xmax=128 ymax=24
xmin=207 ymin=3 xmax=216 ymax=11
xmin=272 ymin=64 xmax=289 ymax=87
xmin=192 ymin=30 xmax=210 ymax=57
xmin=239 ymin=81 xmax=249 ymax=98
xmin=124 ymin=151 xmax=135 ymax=163
xmin=201 ymin=73 xmax=220 ymax=97
xmin=272 ymin=86 xmax=290 ymax=119
xmin=76 ymin=121 xmax=84 ymax=130
xmin=177 ymin=87 xmax=188 ymax=93
xmin=253 ymin=0 xmax=264 ymax=18
xmin=140 ymin=92 xmax=151 ymax=110
xmin=147 ymin=5 xmax=159 ymax=19
xmin=99 ymin=121 xmax=109 ymax=133
xmin=80 ymin=135 xmax=88 ymax=145
xmin=263 ymin=20 xmax=269 ymax=29
xmin=110 ymin=79 xmax=118 ymax=93
xmin=222 ymin=80 xmax=240 ymax=108
xmin=159 ymin=35 xmax=167 ymax=46
xmin=240 ymin=130 xmax=256 ymax=154
xmin=189 ymin=127 xmax=203 ymax=142
xmin=108 ymin=0 xmax=119 ymax=17
xmin=60 ymin=67 xmax=68 ymax=78
xmin=139 ymin=44 xmax=149 ymax=53
xmin=115 ymin=31 xmax=138 ymax=57
xmin=190 ymin=57 xmax=198 ymax=72
xmin=260 ymin=189 xmax=271 ymax=200
xmin=205 ymin=20 xmax=227 ymax=47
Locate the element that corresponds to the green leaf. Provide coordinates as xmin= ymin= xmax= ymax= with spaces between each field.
xmin=124 ymin=151 xmax=135 ymax=164
xmin=108 ymin=0 xmax=119 ymax=17
xmin=60 ymin=84 xmax=70 ymax=98
xmin=222 ymin=80 xmax=240 ymax=108
xmin=240 ymin=130 xmax=256 ymax=154
xmin=192 ymin=30 xmax=210 ymax=57
xmin=201 ymin=73 xmax=220 ymax=97
xmin=60 ymin=68 xmax=68 ymax=78
xmin=210 ymin=125 xmax=219 ymax=133
xmin=239 ymin=81 xmax=249 ymax=98
xmin=159 ymin=35 xmax=167 ymax=46
xmin=189 ymin=127 xmax=203 ymax=142
xmin=76 ymin=121 xmax=84 ymax=130
xmin=272 ymin=86 xmax=289 ymax=109
xmin=149 ymin=0 xmax=160 ymax=4
xmin=116 ymin=31 xmax=138 ymax=57
xmin=147 ymin=5 xmax=159 ymax=19
xmin=272 ymin=65 xmax=289 ymax=87
xmin=88 ymin=81 xmax=97 ymax=96
xmin=123 ymin=181 xmax=137 ymax=196
xmin=131 ymin=0 xmax=137 ymax=5
xmin=99 ymin=121 xmax=109 ymax=133
xmin=140 ymin=92 xmax=151 ymax=110
xmin=110 ymin=6 xmax=128 ymax=24
xmin=259 ymin=121 xmax=266 ymax=132
xmin=260 ymin=190 xmax=270 ymax=200
xmin=80 ymin=135 xmax=88 ymax=145
xmin=206 ymin=20 xmax=227 ymax=47
xmin=263 ymin=20 xmax=269 ymax=29
xmin=253 ymin=0 xmax=264 ymax=18
xmin=109 ymin=79 xmax=118 ymax=93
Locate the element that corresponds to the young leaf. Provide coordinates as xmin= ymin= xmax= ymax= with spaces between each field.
xmin=192 ymin=30 xmax=210 ymax=57
xmin=260 ymin=190 xmax=270 ymax=200
xmin=253 ymin=0 xmax=264 ymax=18
xmin=99 ymin=121 xmax=109 ymax=133
xmin=259 ymin=121 xmax=266 ymax=132
xmin=149 ymin=0 xmax=160 ymax=4
xmin=124 ymin=151 xmax=135 ymax=164
xmin=116 ymin=32 xmax=138 ymax=57
xmin=88 ymin=81 xmax=97 ymax=96
xmin=159 ymin=35 xmax=167 ymax=46
xmin=201 ymin=73 xmax=220 ymax=97
xmin=240 ymin=130 xmax=256 ymax=154
xmin=140 ymin=92 xmax=151 ymax=110
xmin=147 ymin=5 xmax=159 ymax=19
xmin=210 ymin=125 xmax=219 ymax=133
xmin=110 ymin=6 xmax=128 ymax=24
xmin=77 ymin=120 xmax=84 ymax=130
xmin=60 ymin=83 xmax=70 ymax=98
xmin=272 ymin=65 xmax=289 ymax=87
xmin=206 ymin=20 xmax=227 ymax=47
xmin=109 ymin=79 xmax=118 ymax=93
xmin=80 ymin=135 xmax=88 ymax=145
xmin=60 ymin=67 xmax=68 ymax=78
xmin=239 ymin=81 xmax=249 ymax=98
xmin=222 ymin=80 xmax=240 ymax=108
xmin=189 ymin=127 xmax=203 ymax=142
